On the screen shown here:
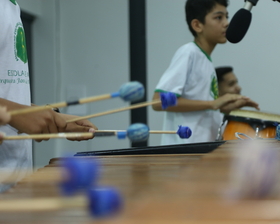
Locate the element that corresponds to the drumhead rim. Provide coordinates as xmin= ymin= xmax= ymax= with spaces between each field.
xmin=229 ymin=109 xmax=280 ymax=123
xmin=225 ymin=114 xmax=277 ymax=126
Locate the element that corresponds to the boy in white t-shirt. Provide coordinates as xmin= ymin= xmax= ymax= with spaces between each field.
xmin=152 ymin=0 xmax=259 ymax=145
xmin=0 ymin=0 xmax=97 ymax=192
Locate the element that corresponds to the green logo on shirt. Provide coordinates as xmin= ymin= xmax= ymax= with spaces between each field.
xmin=210 ymin=75 xmax=219 ymax=100
xmin=14 ymin=23 xmax=28 ymax=64
xmin=10 ymin=0 xmax=17 ymax=5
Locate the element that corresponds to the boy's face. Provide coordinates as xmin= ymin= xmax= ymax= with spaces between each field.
xmin=201 ymin=3 xmax=229 ymax=44
xmin=218 ymin=72 xmax=241 ymax=96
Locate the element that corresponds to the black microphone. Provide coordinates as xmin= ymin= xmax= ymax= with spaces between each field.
xmin=226 ymin=0 xmax=259 ymax=44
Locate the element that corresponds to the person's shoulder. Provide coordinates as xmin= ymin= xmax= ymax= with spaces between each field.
xmin=177 ymin=42 xmax=197 ymax=51
xmin=174 ymin=42 xmax=197 ymax=57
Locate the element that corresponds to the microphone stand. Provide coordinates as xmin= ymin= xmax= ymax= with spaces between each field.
xmin=244 ymin=0 xmax=259 ymax=10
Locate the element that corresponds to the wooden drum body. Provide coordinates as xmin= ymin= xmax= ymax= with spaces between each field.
xmin=223 ymin=110 xmax=280 ymax=140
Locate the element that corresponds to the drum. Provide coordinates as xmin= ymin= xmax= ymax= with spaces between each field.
xmin=222 ymin=110 xmax=280 ymax=140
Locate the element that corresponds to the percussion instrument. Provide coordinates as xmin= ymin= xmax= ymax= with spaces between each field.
xmin=222 ymin=109 xmax=280 ymax=140
xmin=1 ymin=140 xmax=280 ymax=223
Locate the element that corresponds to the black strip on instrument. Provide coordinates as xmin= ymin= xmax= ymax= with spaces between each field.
xmin=74 ymin=141 xmax=226 ymax=156
xmin=129 ymin=0 xmax=147 ymax=148
xmin=93 ymin=132 xmax=116 ymax=137
xmin=66 ymin=100 xmax=80 ymax=106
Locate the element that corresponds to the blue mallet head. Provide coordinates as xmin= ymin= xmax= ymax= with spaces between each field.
xmin=118 ymin=81 xmax=145 ymax=102
xmin=160 ymin=92 xmax=177 ymax=110
xmin=60 ymin=157 xmax=99 ymax=196
xmin=116 ymin=131 xmax=127 ymax=139
xmin=127 ymin=123 xmax=149 ymax=142
xmin=87 ymin=187 xmax=123 ymax=218
xmin=177 ymin=125 xmax=192 ymax=139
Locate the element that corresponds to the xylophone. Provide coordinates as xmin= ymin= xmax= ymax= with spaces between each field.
xmin=1 ymin=139 xmax=280 ymax=223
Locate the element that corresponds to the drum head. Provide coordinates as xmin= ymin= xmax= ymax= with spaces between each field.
xmin=225 ymin=110 xmax=280 ymax=130
xmin=229 ymin=109 xmax=280 ymax=123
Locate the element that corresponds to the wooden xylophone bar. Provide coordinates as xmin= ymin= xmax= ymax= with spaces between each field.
xmin=1 ymin=140 xmax=280 ymax=223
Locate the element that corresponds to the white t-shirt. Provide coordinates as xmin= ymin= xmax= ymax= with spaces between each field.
xmin=0 ymin=0 xmax=32 ymax=192
xmin=155 ymin=42 xmax=222 ymax=145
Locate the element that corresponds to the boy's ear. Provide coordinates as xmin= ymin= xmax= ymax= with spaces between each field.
xmin=191 ymin=19 xmax=203 ymax=34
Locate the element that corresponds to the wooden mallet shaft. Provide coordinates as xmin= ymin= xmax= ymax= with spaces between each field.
xmin=0 ymin=196 xmax=87 ymax=212
xmin=9 ymin=94 xmax=112 ymax=116
xmin=66 ymin=100 xmax=161 ymax=123
xmin=9 ymin=81 xmax=145 ymax=116
xmin=1 ymin=129 xmax=176 ymax=141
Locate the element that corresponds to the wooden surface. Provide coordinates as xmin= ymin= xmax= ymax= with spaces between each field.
xmin=1 ymin=140 xmax=280 ymax=224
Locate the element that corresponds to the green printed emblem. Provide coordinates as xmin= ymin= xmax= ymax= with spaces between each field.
xmin=210 ymin=75 xmax=219 ymax=100
xmin=10 ymin=0 xmax=17 ymax=5
xmin=14 ymin=24 xmax=28 ymax=64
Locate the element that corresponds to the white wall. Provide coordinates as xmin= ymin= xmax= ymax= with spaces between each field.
xmin=17 ymin=0 xmax=129 ymax=168
xmin=56 ymin=0 xmax=130 ymax=157
xmin=16 ymin=0 xmax=42 ymax=16
xmin=17 ymin=0 xmax=280 ymax=167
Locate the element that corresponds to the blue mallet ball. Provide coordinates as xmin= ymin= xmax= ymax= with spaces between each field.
xmin=160 ymin=92 xmax=177 ymax=110
xmin=60 ymin=157 xmax=99 ymax=196
xmin=87 ymin=187 xmax=123 ymax=218
xmin=119 ymin=81 xmax=145 ymax=102
xmin=177 ymin=125 xmax=192 ymax=139
xmin=127 ymin=123 xmax=149 ymax=142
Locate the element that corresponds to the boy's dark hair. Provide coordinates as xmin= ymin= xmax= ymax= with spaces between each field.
xmin=215 ymin=66 xmax=233 ymax=83
xmin=185 ymin=0 xmax=229 ymax=37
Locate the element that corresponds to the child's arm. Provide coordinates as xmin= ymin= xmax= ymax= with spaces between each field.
xmin=152 ymin=92 xmax=214 ymax=112
xmin=152 ymin=92 xmax=259 ymax=113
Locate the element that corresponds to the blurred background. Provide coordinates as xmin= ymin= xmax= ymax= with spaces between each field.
xmin=16 ymin=0 xmax=280 ymax=167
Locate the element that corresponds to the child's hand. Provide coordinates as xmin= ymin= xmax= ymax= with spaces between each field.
xmin=212 ymin=94 xmax=259 ymax=114
xmin=58 ymin=113 xmax=98 ymax=141
xmin=220 ymin=98 xmax=259 ymax=114
xmin=212 ymin=93 xmax=245 ymax=110
xmin=0 ymin=106 xmax=11 ymax=126
xmin=10 ymin=107 xmax=67 ymax=142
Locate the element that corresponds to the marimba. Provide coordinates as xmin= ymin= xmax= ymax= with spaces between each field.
xmin=1 ymin=140 xmax=280 ymax=223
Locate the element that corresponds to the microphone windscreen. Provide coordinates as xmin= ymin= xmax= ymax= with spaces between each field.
xmin=226 ymin=8 xmax=252 ymax=44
